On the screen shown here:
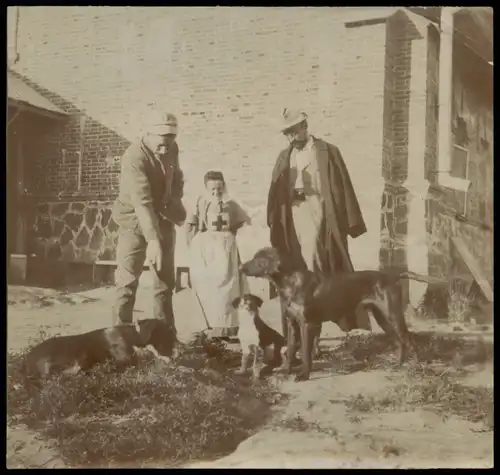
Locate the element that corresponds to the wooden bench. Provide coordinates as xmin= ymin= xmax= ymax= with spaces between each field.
xmin=93 ymin=260 xmax=122 ymax=286
xmin=93 ymin=260 xmax=191 ymax=293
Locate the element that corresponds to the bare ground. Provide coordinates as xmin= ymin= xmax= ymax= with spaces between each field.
xmin=7 ymin=281 xmax=493 ymax=469
xmin=187 ymin=365 xmax=493 ymax=469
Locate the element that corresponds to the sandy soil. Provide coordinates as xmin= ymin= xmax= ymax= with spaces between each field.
xmin=187 ymin=366 xmax=493 ymax=469
xmin=7 ymin=282 xmax=493 ymax=469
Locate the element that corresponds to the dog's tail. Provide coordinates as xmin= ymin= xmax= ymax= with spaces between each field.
xmin=17 ymin=355 xmax=40 ymax=396
xmin=398 ymin=271 xmax=447 ymax=285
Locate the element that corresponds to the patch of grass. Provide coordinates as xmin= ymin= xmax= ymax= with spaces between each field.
xmin=7 ymin=332 xmax=283 ymax=468
xmin=348 ymin=414 xmax=362 ymax=424
xmin=346 ymin=393 xmax=399 ymax=413
xmin=318 ymin=331 xmax=493 ymax=431
xmin=277 ymin=414 xmax=338 ymax=437
xmin=418 ymin=278 xmax=493 ymax=325
xmin=320 ymin=331 xmax=493 ymax=374
xmin=345 ymin=364 xmax=493 ymax=430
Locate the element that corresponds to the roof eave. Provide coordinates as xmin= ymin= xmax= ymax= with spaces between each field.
xmin=8 ymin=97 xmax=69 ymax=121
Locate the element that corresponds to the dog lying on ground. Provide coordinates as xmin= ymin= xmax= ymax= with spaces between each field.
xmin=232 ymin=293 xmax=286 ymax=381
xmin=23 ymin=319 xmax=177 ymax=383
xmin=240 ymin=247 xmax=446 ymax=382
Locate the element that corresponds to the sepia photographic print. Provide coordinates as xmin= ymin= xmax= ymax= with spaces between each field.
xmin=6 ymin=6 xmax=493 ymax=469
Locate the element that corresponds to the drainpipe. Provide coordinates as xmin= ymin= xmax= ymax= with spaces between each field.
xmin=11 ymin=6 xmax=20 ymax=64
xmin=436 ymin=7 xmax=471 ymax=193
xmin=77 ymin=114 xmax=87 ymax=191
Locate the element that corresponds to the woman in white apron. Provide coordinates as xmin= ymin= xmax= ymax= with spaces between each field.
xmin=186 ymin=170 xmax=251 ymax=339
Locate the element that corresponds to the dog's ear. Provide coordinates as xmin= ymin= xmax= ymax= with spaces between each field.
xmin=250 ymin=294 xmax=264 ymax=308
xmin=231 ymin=296 xmax=242 ymax=309
xmin=259 ymin=247 xmax=281 ymax=274
xmin=137 ymin=319 xmax=160 ymax=346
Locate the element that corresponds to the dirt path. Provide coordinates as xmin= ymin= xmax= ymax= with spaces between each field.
xmin=7 ymin=284 xmax=493 ymax=469
xmin=7 ymin=425 xmax=66 ymax=469
xmin=188 ymin=366 xmax=493 ymax=468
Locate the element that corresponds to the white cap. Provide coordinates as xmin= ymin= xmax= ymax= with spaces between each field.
xmin=279 ymin=108 xmax=308 ymax=132
xmin=145 ymin=110 xmax=178 ymax=135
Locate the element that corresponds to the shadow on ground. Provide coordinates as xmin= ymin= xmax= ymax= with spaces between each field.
xmin=7 ymin=285 xmax=101 ymax=309
xmin=313 ymin=331 xmax=493 ymax=376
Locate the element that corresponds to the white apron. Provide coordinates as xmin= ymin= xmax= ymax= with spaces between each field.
xmin=290 ymin=138 xmax=328 ymax=272
xmin=188 ymin=198 xmax=249 ymax=338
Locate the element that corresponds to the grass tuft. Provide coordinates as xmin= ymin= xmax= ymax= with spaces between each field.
xmin=336 ymin=336 xmax=494 ymax=431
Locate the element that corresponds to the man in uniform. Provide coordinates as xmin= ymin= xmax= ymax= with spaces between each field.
xmin=112 ymin=110 xmax=186 ymax=346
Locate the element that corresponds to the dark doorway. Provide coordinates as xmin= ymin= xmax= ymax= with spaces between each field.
xmin=7 ymin=121 xmax=20 ymax=259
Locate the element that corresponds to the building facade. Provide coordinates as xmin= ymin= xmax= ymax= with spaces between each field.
xmin=7 ymin=7 xmax=493 ymax=306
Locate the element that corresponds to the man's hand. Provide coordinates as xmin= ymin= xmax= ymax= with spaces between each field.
xmin=161 ymin=198 xmax=187 ymax=227
xmin=146 ymin=239 xmax=163 ymax=272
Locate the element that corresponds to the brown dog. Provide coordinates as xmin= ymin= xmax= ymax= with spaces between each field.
xmin=23 ymin=319 xmax=177 ymax=383
xmin=240 ymin=247 xmax=445 ymax=382
xmin=232 ymin=293 xmax=285 ymax=381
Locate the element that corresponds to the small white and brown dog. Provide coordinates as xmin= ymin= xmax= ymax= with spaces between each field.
xmin=231 ymin=293 xmax=285 ymax=381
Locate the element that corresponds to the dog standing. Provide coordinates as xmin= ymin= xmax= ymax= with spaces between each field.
xmin=232 ymin=293 xmax=285 ymax=381
xmin=240 ymin=247 xmax=446 ymax=382
xmin=23 ymin=319 xmax=177 ymax=383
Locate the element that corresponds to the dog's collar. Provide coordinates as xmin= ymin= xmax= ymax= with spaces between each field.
xmin=268 ymin=275 xmax=282 ymax=295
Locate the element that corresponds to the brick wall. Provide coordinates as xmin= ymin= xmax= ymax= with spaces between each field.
xmin=378 ymin=11 xmax=435 ymax=308
xmin=423 ymin=25 xmax=440 ymax=183
xmin=9 ymin=6 xmax=395 ymax=267
xmin=9 ymin=69 xmax=129 ymax=200
xmin=379 ymin=11 xmax=417 ymax=271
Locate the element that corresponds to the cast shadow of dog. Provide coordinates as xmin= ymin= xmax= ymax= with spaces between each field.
xmin=311 ymin=330 xmax=493 ymax=378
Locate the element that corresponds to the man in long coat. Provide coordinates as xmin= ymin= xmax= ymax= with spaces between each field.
xmin=267 ymin=109 xmax=371 ymax=342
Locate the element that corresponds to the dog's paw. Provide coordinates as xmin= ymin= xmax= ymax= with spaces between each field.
xmin=253 ymin=372 xmax=262 ymax=382
xmin=159 ymin=356 xmax=172 ymax=365
xmin=171 ymin=346 xmax=181 ymax=360
xmin=293 ymin=360 xmax=303 ymax=368
xmin=284 ymin=365 xmax=294 ymax=375
xmin=259 ymin=365 xmax=275 ymax=378
xmin=282 ymin=359 xmax=301 ymax=373
xmin=313 ymin=348 xmax=323 ymax=360
xmin=294 ymin=372 xmax=310 ymax=382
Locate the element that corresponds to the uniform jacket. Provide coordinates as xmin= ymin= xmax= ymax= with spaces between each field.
xmin=113 ymin=139 xmax=186 ymax=241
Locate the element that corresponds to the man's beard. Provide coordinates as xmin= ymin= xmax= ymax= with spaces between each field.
xmin=292 ymin=140 xmax=307 ymax=150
